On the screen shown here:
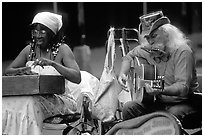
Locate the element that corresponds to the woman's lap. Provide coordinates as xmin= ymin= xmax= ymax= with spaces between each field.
xmin=2 ymin=94 xmax=77 ymax=135
xmin=33 ymin=94 xmax=77 ymax=119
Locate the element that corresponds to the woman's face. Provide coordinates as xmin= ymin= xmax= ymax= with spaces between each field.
xmin=32 ymin=23 xmax=54 ymax=49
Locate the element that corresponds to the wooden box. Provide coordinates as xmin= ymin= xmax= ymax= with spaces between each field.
xmin=2 ymin=75 xmax=65 ymax=96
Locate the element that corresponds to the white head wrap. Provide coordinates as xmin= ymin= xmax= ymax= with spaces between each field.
xmin=32 ymin=12 xmax=63 ymax=35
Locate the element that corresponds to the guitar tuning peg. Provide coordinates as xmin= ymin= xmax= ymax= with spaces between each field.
xmin=157 ymin=76 xmax=164 ymax=80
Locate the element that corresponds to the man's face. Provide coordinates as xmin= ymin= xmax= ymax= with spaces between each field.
xmin=145 ymin=28 xmax=168 ymax=57
xmin=146 ymin=28 xmax=168 ymax=47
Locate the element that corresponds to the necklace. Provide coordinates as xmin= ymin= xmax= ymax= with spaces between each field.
xmin=39 ymin=47 xmax=52 ymax=60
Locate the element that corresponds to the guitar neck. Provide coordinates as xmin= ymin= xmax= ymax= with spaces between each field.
xmin=137 ymin=79 xmax=151 ymax=88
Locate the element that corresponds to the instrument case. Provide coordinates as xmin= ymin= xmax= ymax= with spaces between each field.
xmin=2 ymin=75 xmax=65 ymax=96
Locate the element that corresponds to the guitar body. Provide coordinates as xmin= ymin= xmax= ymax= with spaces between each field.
xmin=133 ymin=57 xmax=163 ymax=104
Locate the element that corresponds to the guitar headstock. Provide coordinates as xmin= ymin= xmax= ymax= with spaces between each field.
xmin=151 ymin=79 xmax=164 ymax=89
xmin=151 ymin=76 xmax=164 ymax=89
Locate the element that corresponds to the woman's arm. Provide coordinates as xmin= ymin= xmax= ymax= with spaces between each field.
xmin=5 ymin=45 xmax=31 ymax=75
xmin=51 ymin=44 xmax=81 ymax=84
xmin=32 ymin=44 xmax=81 ymax=84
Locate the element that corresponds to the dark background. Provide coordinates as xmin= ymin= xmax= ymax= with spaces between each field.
xmin=2 ymin=2 xmax=202 ymax=61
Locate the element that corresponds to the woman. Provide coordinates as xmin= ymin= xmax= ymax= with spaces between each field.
xmin=3 ymin=12 xmax=81 ymax=135
xmin=5 ymin=12 xmax=81 ymax=83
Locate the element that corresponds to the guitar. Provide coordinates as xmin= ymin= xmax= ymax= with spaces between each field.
xmin=133 ymin=57 xmax=164 ymax=104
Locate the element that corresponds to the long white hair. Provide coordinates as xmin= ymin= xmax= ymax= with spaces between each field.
xmin=160 ymin=24 xmax=191 ymax=49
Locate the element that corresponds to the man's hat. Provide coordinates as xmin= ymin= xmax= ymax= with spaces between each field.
xmin=139 ymin=11 xmax=170 ymax=36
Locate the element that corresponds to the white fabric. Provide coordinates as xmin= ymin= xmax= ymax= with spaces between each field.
xmin=32 ymin=12 xmax=62 ymax=34
xmin=67 ymin=71 xmax=99 ymax=112
xmin=2 ymin=96 xmax=43 ymax=135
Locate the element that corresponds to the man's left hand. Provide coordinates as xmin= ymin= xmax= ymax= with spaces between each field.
xmin=145 ymin=83 xmax=162 ymax=95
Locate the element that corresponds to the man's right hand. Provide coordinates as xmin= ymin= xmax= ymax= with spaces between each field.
xmin=118 ymin=73 xmax=128 ymax=90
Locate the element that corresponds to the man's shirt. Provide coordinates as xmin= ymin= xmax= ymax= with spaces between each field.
xmin=125 ymin=44 xmax=199 ymax=103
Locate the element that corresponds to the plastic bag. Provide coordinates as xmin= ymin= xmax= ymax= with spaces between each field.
xmin=92 ymin=28 xmax=121 ymax=123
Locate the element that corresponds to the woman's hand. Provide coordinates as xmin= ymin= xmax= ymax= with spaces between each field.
xmin=5 ymin=66 xmax=37 ymax=76
xmin=145 ymin=83 xmax=162 ymax=95
xmin=33 ymin=58 xmax=54 ymax=68
xmin=20 ymin=67 xmax=38 ymax=75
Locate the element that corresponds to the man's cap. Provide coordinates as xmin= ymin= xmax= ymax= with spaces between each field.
xmin=139 ymin=11 xmax=170 ymax=36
